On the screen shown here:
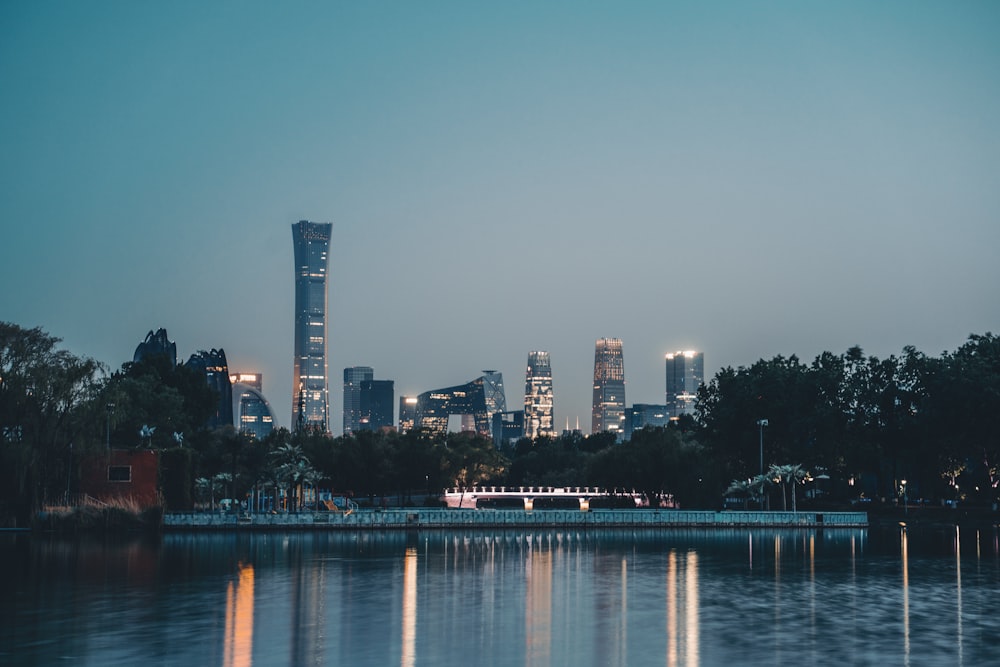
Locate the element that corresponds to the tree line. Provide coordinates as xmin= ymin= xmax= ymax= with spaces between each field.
xmin=2 ymin=320 xmax=997 ymax=525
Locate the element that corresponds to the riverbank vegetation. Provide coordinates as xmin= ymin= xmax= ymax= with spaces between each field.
xmin=2 ymin=321 xmax=997 ymax=527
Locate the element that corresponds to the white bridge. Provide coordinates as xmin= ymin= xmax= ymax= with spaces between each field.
xmin=441 ymin=486 xmax=673 ymax=511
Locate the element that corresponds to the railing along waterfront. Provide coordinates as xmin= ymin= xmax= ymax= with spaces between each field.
xmin=163 ymin=508 xmax=868 ymax=530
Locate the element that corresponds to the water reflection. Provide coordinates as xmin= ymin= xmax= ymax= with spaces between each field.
xmin=402 ymin=547 xmax=417 ymax=667
xmin=223 ymin=563 xmax=254 ymax=667
xmin=901 ymin=527 xmax=909 ymax=667
xmin=4 ymin=527 xmax=1000 ymax=666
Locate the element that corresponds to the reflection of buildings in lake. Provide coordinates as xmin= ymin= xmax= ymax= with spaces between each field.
xmin=290 ymin=546 xmax=327 ymax=666
xmin=901 ymin=528 xmax=909 ymax=664
xmin=666 ymin=550 xmax=699 ymax=667
xmin=402 ymin=547 xmax=417 ymax=667
xmin=223 ymin=563 xmax=254 ymax=667
xmin=954 ymin=526 xmax=962 ymax=666
xmin=525 ymin=542 xmax=552 ymax=667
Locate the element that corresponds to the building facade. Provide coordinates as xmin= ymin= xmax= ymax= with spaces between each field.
xmin=625 ymin=403 xmax=670 ymax=440
xmin=133 ymin=328 xmax=177 ymax=365
xmin=291 ymin=220 xmax=332 ymax=432
xmin=185 ymin=348 xmax=233 ymax=429
xmin=591 ymin=338 xmax=626 ymax=436
xmin=398 ymin=396 xmax=418 ymax=433
xmin=232 ymin=383 xmax=276 ymax=440
xmin=343 ymin=366 xmax=374 ymax=435
xmin=524 ymin=351 xmax=554 ymax=440
xmin=415 ymin=372 xmax=507 ymax=436
xmin=492 ymin=410 xmax=524 ymax=447
xmin=665 ymin=350 xmax=704 ymax=418
xmin=360 ymin=379 xmax=394 ymax=431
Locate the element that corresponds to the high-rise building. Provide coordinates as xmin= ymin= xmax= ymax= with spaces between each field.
xmin=185 ymin=348 xmax=233 ymax=429
xmin=665 ymin=350 xmax=704 ymax=418
xmin=343 ymin=366 xmax=374 ymax=435
xmin=229 ymin=372 xmax=263 ymax=391
xmin=415 ymin=372 xmax=507 ymax=436
xmin=360 ymin=379 xmax=394 ymax=431
xmin=133 ymin=328 xmax=177 ymax=366
xmin=625 ymin=403 xmax=670 ymax=440
xmin=291 ymin=220 xmax=332 ymax=432
xmin=232 ymin=383 xmax=276 ymax=441
xmin=592 ymin=338 xmax=626 ymax=435
xmin=492 ymin=410 xmax=524 ymax=447
xmin=398 ymin=396 xmax=418 ymax=433
xmin=524 ymin=351 xmax=554 ymax=439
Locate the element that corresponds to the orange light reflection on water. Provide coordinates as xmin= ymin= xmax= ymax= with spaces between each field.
xmin=223 ymin=562 xmax=254 ymax=667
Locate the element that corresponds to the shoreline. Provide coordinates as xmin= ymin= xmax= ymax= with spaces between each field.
xmin=162 ymin=508 xmax=869 ymax=531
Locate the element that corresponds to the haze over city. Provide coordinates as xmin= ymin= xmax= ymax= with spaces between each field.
xmin=2 ymin=2 xmax=997 ymax=433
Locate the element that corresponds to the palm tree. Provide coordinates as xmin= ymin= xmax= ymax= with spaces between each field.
xmin=749 ymin=474 xmax=772 ymax=510
xmin=769 ymin=464 xmax=808 ymax=511
xmin=270 ymin=444 xmax=318 ymax=512
xmin=725 ymin=479 xmax=753 ymax=509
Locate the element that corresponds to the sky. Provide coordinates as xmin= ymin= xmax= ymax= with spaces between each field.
xmin=2 ymin=1 xmax=998 ymax=434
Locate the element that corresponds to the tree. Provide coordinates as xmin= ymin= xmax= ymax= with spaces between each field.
xmin=769 ymin=464 xmax=808 ymax=512
xmin=0 ymin=323 xmax=105 ymax=524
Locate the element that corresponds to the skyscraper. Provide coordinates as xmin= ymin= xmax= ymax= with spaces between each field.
xmin=343 ymin=366 xmax=374 ymax=435
xmin=185 ymin=348 xmax=233 ymax=429
xmin=292 ymin=220 xmax=332 ymax=432
xmin=524 ymin=351 xmax=554 ymax=439
xmin=592 ymin=338 xmax=626 ymax=435
xmin=398 ymin=396 xmax=418 ymax=433
xmin=415 ymin=372 xmax=507 ymax=436
xmin=360 ymin=379 xmax=394 ymax=431
xmin=133 ymin=328 xmax=176 ymax=365
xmin=665 ymin=350 xmax=704 ymax=418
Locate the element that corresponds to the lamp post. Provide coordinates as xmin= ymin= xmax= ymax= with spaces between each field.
xmin=105 ymin=403 xmax=115 ymax=449
xmin=756 ymin=419 xmax=769 ymax=477
xmin=901 ymin=479 xmax=907 ymax=515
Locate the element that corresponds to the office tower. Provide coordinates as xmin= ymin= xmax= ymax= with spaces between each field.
xmin=625 ymin=404 xmax=670 ymax=441
xmin=231 ymin=380 xmax=276 ymax=441
xmin=399 ymin=396 xmax=418 ymax=433
xmin=291 ymin=220 xmax=332 ymax=432
xmin=524 ymin=351 xmax=554 ymax=439
xmin=665 ymin=350 xmax=704 ymax=418
xmin=185 ymin=348 xmax=233 ymax=429
xmin=492 ymin=410 xmax=524 ymax=447
xmin=133 ymin=328 xmax=177 ymax=365
xmin=360 ymin=379 xmax=394 ymax=431
xmin=415 ymin=372 xmax=507 ymax=436
xmin=229 ymin=372 xmax=263 ymax=391
xmin=592 ymin=338 xmax=626 ymax=435
xmin=343 ymin=366 xmax=374 ymax=435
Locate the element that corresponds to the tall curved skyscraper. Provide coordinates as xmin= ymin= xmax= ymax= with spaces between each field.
xmin=524 ymin=351 xmax=554 ymax=439
xmin=292 ymin=220 xmax=332 ymax=432
xmin=592 ymin=338 xmax=625 ymax=435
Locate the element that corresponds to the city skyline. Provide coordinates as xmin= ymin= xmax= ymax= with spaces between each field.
xmin=2 ymin=3 xmax=997 ymax=434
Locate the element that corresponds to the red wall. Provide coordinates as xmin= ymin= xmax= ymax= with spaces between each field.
xmin=80 ymin=449 xmax=160 ymax=507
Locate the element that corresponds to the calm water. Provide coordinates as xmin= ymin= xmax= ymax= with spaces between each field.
xmin=2 ymin=524 xmax=999 ymax=666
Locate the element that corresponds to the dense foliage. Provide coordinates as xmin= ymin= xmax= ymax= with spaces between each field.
xmin=2 ymin=320 xmax=997 ymax=524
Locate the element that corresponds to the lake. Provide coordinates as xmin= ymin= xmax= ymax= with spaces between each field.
xmin=2 ymin=523 xmax=999 ymax=666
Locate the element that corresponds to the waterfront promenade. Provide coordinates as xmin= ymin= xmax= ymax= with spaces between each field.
xmin=163 ymin=508 xmax=868 ymax=530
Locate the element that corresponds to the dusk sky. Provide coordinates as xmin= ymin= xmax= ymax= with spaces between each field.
xmin=2 ymin=2 xmax=997 ymax=434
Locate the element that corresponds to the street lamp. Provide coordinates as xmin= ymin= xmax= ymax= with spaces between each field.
xmin=105 ymin=403 xmax=115 ymax=450
xmin=901 ymin=479 xmax=907 ymax=515
xmin=756 ymin=419 xmax=769 ymax=476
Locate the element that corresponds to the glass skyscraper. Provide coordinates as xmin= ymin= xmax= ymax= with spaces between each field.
xmin=415 ymin=372 xmax=507 ymax=436
xmin=665 ymin=350 xmax=704 ymax=418
xmin=360 ymin=379 xmax=394 ymax=431
xmin=524 ymin=351 xmax=554 ymax=439
xmin=343 ymin=366 xmax=374 ymax=435
xmin=292 ymin=220 xmax=332 ymax=432
xmin=592 ymin=338 xmax=626 ymax=435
